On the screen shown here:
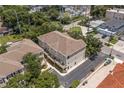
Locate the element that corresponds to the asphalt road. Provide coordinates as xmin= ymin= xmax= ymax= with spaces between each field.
xmin=50 ymin=52 xmax=106 ymax=88
xmin=102 ymin=46 xmax=124 ymax=61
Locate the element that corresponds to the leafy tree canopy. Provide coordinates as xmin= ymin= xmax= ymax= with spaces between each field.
xmin=85 ymin=34 xmax=102 ymax=57
xmin=23 ymin=53 xmax=42 ymax=78
xmin=68 ymin=27 xmax=82 ymax=39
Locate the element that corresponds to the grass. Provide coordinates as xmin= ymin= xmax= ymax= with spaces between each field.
xmin=70 ymin=27 xmax=81 ymax=32
xmin=0 ymin=35 xmax=23 ymax=45
xmin=70 ymin=80 xmax=80 ymax=88
xmin=68 ymin=27 xmax=82 ymax=39
xmin=109 ymin=36 xmax=118 ymax=44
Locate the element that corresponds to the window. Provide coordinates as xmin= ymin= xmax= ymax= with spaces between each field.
xmin=67 ymin=56 xmax=70 ymax=59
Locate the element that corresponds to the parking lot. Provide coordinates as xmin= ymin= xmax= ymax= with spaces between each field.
xmin=50 ymin=52 xmax=106 ymax=88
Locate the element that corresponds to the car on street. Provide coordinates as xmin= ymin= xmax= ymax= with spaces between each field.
xmin=104 ymin=58 xmax=112 ymax=66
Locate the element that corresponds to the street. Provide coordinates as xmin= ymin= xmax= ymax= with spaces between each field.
xmin=50 ymin=52 xmax=106 ymax=88
xmin=79 ymin=59 xmax=117 ymax=88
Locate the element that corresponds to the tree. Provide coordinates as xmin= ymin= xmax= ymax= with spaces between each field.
xmin=5 ymin=74 xmax=26 ymax=88
xmin=5 ymin=53 xmax=60 ymax=88
xmin=30 ymin=12 xmax=49 ymax=26
xmin=79 ymin=16 xmax=89 ymax=26
xmin=90 ymin=6 xmax=107 ymax=19
xmin=35 ymin=71 xmax=60 ymax=88
xmin=41 ymin=21 xmax=63 ymax=33
xmin=23 ymin=53 xmax=42 ymax=78
xmin=0 ymin=45 xmax=7 ymax=54
xmin=109 ymin=36 xmax=118 ymax=44
xmin=85 ymin=34 xmax=102 ymax=57
xmin=47 ymin=8 xmax=59 ymax=21
xmin=60 ymin=12 xmax=71 ymax=24
xmin=0 ymin=6 xmax=30 ymax=34
xmin=68 ymin=27 xmax=83 ymax=39
xmin=70 ymin=80 xmax=80 ymax=88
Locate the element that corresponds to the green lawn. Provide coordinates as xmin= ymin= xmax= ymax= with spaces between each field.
xmin=0 ymin=35 xmax=23 ymax=45
xmin=70 ymin=27 xmax=81 ymax=32
xmin=68 ymin=27 xmax=82 ymax=39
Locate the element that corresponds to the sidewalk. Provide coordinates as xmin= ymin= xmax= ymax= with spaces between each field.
xmin=46 ymin=58 xmax=88 ymax=76
xmin=78 ymin=60 xmax=117 ymax=88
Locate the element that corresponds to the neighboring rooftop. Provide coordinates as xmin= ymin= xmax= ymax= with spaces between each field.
xmin=0 ymin=27 xmax=8 ymax=34
xmin=97 ymin=63 xmax=124 ymax=88
xmin=90 ymin=20 xmax=105 ymax=28
xmin=38 ymin=31 xmax=86 ymax=56
xmin=0 ymin=39 xmax=43 ymax=79
xmin=0 ymin=60 xmax=23 ymax=78
xmin=98 ymin=20 xmax=124 ymax=32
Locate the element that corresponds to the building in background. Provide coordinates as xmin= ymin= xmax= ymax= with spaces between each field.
xmin=62 ymin=5 xmax=91 ymax=17
xmin=97 ymin=20 xmax=124 ymax=36
xmin=106 ymin=8 xmax=124 ymax=20
xmin=29 ymin=5 xmax=47 ymax=13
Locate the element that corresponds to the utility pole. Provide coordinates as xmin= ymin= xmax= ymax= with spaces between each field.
xmin=109 ymin=32 xmax=114 ymax=57
xmin=13 ymin=10 xmax=22 ymax=34
xmin=60 ymin=6 xmax=63 ymax=24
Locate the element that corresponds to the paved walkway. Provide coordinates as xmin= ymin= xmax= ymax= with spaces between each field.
xmin=46 ymin=58 xmax=88 ymax=76
xmin=78 ymin=60 xmax=117 ymax=88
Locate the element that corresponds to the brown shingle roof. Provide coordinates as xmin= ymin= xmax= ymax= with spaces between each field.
xmin=0 ymin=39 xmax=43 ymax=79
xmin=38 ymin=31 xmax=86 ymax=56
xmin=97 ymin=63 xmax=124 ymax=88
xmin=0 ymin=61 xmax=23 ymax=78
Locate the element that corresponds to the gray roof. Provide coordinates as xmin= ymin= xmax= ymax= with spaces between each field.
xmin=98 ymin=20 xmax=124 ymax=32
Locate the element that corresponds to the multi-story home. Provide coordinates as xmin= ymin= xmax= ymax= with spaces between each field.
xmin=106 ymin=8 xmax=124 ymax=20
xmin=0 ymin=39 xmax=43 ymax=85
xmin=38 ymin=31 xmax=86 ymax=73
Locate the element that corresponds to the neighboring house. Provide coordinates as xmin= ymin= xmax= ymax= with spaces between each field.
xmin=62 ymin=5 xmax=91 ymax=17
xmin=106 ymin=8 xmax=124 ymax=20
xmin=97 ymin=63 xmax=124 ymax=88
xmin=38 ymin=31 xmax=86 ymax=73
xmin=0 ymin=27 xmax=12 ymax=37
xmin=29 ymin=5 xmax=47 ymax=13
xmin=97 ymin=20 xmax=124 ymax=36
xmin=0 ymin=39 xmax=43 ymax=84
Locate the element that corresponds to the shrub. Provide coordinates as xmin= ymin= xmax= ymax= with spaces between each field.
xmin=70 ymin=80 xmax=80 ymax=88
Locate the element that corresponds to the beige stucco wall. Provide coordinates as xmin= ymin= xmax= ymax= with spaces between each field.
xmin=66 ymin=48 xmax=85 ymax=69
